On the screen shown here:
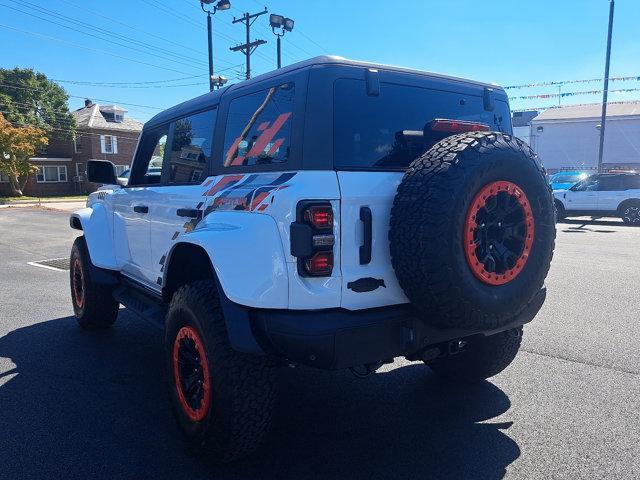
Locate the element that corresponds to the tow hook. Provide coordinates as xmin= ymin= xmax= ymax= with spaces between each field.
xmin=448 ymin=340 xmax=467 ymax=355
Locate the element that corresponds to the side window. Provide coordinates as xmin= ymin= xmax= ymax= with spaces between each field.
xmin=573 ymin=176 xmax=599 ymax=191
xmin=166 ymin=109 xmax=216 ymax=184
xmin=129 ymin=126 xmax=168 ymax=186
xmin=223 ymin=83 xmax=294 ymax=167
xmin=622 ymin=176 xmax=640 ymax=190
xmin=597 ymin=176 xmax=624 ymax=191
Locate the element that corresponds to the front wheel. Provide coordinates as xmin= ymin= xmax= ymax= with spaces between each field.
xmin=165 ymin=280 xmax=276 ymax=463
xmin=70 ymin=237 xmax=119 ymax=330
xmin=427 ymin=328 xmax=523 ymax=381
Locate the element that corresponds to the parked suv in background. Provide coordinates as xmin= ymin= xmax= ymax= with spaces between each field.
xmin=68 ymin=56 xmax=556 ymax=462
xmin=554 ymin=173 xmax=640 ymax=224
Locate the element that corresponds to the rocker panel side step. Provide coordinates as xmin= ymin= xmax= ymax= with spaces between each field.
xmin=113 ymin=283 xmax=166 ymax=329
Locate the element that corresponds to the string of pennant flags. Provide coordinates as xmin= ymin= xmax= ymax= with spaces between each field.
xmin=504 ymin=75 xmax=640 ymax=90
xmin=509 ymin=87 xmax=640 ymax=101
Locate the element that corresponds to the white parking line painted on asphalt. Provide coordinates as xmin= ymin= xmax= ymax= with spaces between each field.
xmin=27 ymin=260 xmax=68 ymax=272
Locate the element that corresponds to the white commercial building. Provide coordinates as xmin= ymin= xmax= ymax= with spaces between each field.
xmin=529 ymin=102 xmax=640 ymax=173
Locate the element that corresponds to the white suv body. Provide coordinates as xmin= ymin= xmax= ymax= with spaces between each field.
xmin=553 ymin=173 xmax=640 ymax=222
xmin=68 ymin=57 xmax=555 ymax=461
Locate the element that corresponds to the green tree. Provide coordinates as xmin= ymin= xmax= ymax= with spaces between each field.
xmin=0 ymin=113 xmax=48 ymax=196
xmin=0 ymin=68 xmax=75 ymax=196
xmin=0 ymin=68 xmax=75 ymax=138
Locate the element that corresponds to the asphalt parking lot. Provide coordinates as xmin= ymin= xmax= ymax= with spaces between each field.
xmin=1 ymin=207 xmax=639 ymax=480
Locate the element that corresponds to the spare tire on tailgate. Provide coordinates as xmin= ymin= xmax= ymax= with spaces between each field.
xmin=389 ymin=131 xmax=555 ymax=330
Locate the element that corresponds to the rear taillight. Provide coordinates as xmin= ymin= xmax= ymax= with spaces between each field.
xmin=305 ymin=251 xmax=334 ymax=276
xmin=429 ymin=119 xmax=490 ymax=133
xmin=304 ymin=205 xmax=333 ymax=230
xmin=290 ymin=201 xmax=335 ymax=277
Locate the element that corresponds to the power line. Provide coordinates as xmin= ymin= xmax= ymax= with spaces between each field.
xmin=0 ymin=23 xmax=196 ymax=75
xmin=1 ymin=0 xmax=211 ymax=71
xmin=0 ymin=83 xmax=166 ymax=111
xmin=54 ymin=0 xmax=208 ymax=58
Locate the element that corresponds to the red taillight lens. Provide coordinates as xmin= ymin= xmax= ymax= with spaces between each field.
xmin=305 ymin=251 xmax=333 ymax=276
xmin=304 ymin=206 xmax=333 ymax=230
xmin=429 ymin=119 xmax=491 ymax=133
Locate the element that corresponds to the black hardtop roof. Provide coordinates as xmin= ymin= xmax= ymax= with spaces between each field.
xmin=145 ymin=55 xmax=503 ymax=129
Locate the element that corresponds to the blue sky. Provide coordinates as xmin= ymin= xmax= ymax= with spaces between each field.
xmin=1 ymin=0 xmax=638 ymax=123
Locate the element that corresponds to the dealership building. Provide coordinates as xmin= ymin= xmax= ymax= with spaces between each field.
xmin=528 ymin=102 xmax=640 ymax=174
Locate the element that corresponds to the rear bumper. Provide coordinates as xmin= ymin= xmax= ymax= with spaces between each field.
xmin=251 ymin=287 xmax=546 ymax=370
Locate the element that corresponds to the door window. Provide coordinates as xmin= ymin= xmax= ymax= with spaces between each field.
xmin=572 ymin=176 xmax=599 ymax=191
xmin=129 ymin=126 xmax=168 ymax=186
xmin=223 ymin=83 xmax=294 ymax=167
xmin=166 ymin=109 xmax=216 ymax=184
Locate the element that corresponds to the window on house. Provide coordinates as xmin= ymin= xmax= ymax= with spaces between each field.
xmin=36 ymin=165 xmax=68 ymax=183
xmin=74 ymin=135 xmax=82 ymax=153
xmin=0 ymin=172 xmax=9 ymax=183
xmin=115 ymin=114 xmax=124 ymax=123
xmin=223 ymin=83 xmax=294 ymax=167
xmin=101 ymin=135 xmax=118 ymax=154
xmin=166 ymin=109 xmax=216 ymax=184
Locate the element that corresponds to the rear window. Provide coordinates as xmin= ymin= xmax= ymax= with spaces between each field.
xmin=333 ymin=79 xmax=511 ymax=170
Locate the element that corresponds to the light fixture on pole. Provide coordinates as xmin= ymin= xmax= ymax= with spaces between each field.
xmin=269 ymin=13 xmax=294 ymax=69
xmin=200 ymin=0 xmax=231 ymax=92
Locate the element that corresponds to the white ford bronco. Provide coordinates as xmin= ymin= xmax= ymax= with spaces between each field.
xmin=69 ymin=56 xmax=555 ymax=462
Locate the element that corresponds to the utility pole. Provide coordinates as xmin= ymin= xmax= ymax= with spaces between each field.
xmin=597 ymin=0 xmax=615 ymax=173
xmin=230 ymin=8 xmax=267 ymax=80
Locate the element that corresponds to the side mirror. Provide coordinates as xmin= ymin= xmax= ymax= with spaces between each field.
xmin=86 ymin=160 xmax=117 ymax=185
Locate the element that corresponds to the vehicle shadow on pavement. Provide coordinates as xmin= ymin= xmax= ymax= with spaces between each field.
xmin=0 ymin=314 xmax=519 ymax=480
xmin=561 ymin=218 xmax=632 ymax=232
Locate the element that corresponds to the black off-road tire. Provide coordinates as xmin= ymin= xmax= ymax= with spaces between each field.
xmin=165 ymin=280 xmax=276 ymax=463
xmin=620 ymin=200 xmax=640 ymax=225
xmin=428 ymin=327 xmax=523 ymax=381
xmin=390 ymin=131 xmax=555 ymax=330
xmin=70 ymin=236 xmax=119 ymax=330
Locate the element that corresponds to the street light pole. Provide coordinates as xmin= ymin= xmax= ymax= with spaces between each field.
xmin=276 ymin=34 xmax=281 ymax=69
xmin=206 ymin=12 xmax=214 ymax=91
xmin=269 ymin=14 xmax=294 ymax=70
xmin=597 ymin=0 xmax=615 ymax=173
xmin=200 ymin=0 xmax=231 ymax=92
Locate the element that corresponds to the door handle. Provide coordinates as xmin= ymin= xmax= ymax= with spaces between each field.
xmin=359 ymin=206 xmax=372 ymax=265
xmin=133 ymin=205 xmax=148 ymax=214
xmin=176 ymin=208 xmax=202 ymax=219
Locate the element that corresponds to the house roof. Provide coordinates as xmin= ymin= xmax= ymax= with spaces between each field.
xmin=532 ymin=102 xmax=640 ymax=122
xmin=72 ymin=102 xmax=143 ymax=132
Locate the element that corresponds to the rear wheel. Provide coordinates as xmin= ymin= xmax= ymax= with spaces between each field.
xmin=165 ymin=280 xmax=276 ymax=463
xmin=620 ymin=201 xmax=640 ymax=225
xmin=70 ymin=237 xmax=119 ymax=330
xmin=428 ymin=328 xmax=523 ymax=381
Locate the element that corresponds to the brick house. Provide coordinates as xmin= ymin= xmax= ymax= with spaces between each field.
xmin=0 ymin=99 xmax=143 ymax=196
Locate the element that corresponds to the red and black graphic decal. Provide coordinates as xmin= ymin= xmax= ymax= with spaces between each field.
xmin=206 ymin=172 xmax=296 ymax=213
